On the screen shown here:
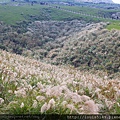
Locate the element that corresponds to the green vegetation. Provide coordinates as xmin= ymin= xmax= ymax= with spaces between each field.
xmin=55 ymin=5 xmax=120 ymax=30
xmin=0 ymin=3 xmax=119 ymax=76
xmin=0 ymin=1 xmax=120 ymax=115
xmin=0 ymin=21 xmax=119 ymax=77
xmin=0 ymin=50 xmax=119 ymax=114
xmin=0 ymin=4 xmax=105 ymax=25
xmin=60 ymin=5 xmax=120 ymax=18
xmin=0 ymin=3 xmax=119 ymax=30
xmin=0 ymin=4 xmax=50 ymax=24
xmin=107 ymin=21 xmax=120 ymax=30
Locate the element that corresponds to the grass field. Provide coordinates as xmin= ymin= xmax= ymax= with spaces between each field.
xmin=106 ymin=21 xmax=120 ymax=30
xmin=55 ymin=5 xmax=120 ymax=30
xmin=0 ymin=4 xmax=49 ymax=24
xmin=0 ymin=4 xmax=98 ymax=24
xmin=0 ymin=3 xmax=120 ymax=30
xmin=0 ymin=3 xmax=119 ymax=24
xmin=0 ymin=2 xmax=120 ymax=115
xmin=60 ymin=5 xmax=120 ymax=18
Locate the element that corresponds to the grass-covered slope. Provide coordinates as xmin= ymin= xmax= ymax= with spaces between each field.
xmin=49 ymin=22 xmax=120 ymax=75
xmin=60 ymin=5 xmax=120 ymax=19
xmin=25 ymin=22 xmax=120 ymax=77
xmin=0 ymin=4 xmax=88 ymax=25
xmin=0 ymin=21 xmax=120 ymax=76
xmin=0 ymin=3 xmax=119 ymax=26
xmin=107 ymin=21 xmax=120 ymax=30
xmin=0 ymin=1 xmax=120 ymax=115
xmin=0 ymin=3 xmax=120 ymax=31
xmin=0 ymin=20 xmax=87 ymax=53
xmin=0 ymin=4 xmax=51 ymax=24
xmin=0 ymin=50 xmax=120 ymax=114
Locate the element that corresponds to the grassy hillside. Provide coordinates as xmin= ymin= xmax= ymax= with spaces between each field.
xmin=0 ymin=4 xmax=51 ymax=24
xmin=0 ymin=3 xmax=119 ymax=31
xmin=5 ymin=2 xmax=119 ymax=30
xmin=51 ymin=4 xmax=120 ymax=30
xmin=107 ymin=21 xmax=120 ymax=30
xmin=0 ymin=3 xmax=118 ymax=23
xmin=0 ymin=49 xmax=120 ymax=114
xmin=0 ymin=1 xmax=120 ymax=115
xmin=0 ymin=21 xmax=120 ymax=77
xmin=0 ymin=4 xmax=85 ymax=25
xmin=1 ymin=4 xmax=109 ymax=25
xmin=43 ymin=22 xmax=120 ymax=76
xmin=60 ymin=5 xmax=120 ymax=18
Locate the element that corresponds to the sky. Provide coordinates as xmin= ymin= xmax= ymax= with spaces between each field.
xmin=112 ymin=0 xmax=120 ymax=4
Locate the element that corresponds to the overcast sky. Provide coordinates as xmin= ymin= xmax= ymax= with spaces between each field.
xmin=112 ymin=0 xmax=120 ymax=4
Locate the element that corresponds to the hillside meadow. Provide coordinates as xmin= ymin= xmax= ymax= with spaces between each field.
xmin=0 ymin=3 xmax=120 ymax=30
xmin=0 ymin=1 xmax=120 ymax=115
xmin=1 ymin=21 xmax=119 ymax=77
xmin=0 ymin=50 xmax=120 ymax=114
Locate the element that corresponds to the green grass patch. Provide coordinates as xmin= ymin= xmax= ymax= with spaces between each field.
xmin=106 ymin=21 xmax=120 ymax=30
xmin=49 ymin=7 xmax=108 ymax=23
xmin=0 ymin=4 xmax=103 ymax=25
xmin=60 ymin=5 xmax=120 ymax=18
xmin=0 ymin=4 xmax=48 ymax=25
xmin=0 ymin=3 xmax=120 ymax=30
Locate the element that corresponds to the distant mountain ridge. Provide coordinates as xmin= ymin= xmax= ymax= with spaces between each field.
xmin=74 ymin=0 xmax=113 ymax=3
xmin=9 ymin=0 xmax=114 ymax=4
